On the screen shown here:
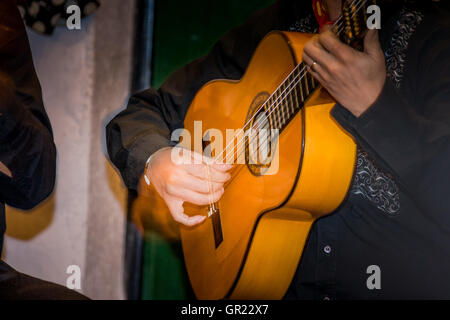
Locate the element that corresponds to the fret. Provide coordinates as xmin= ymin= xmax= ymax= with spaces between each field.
xmin=298 ymin=79 xmax=305 ymax=103
xmin=267 ymin=96 xmax=277 ymax=130
xmin=304 ymin=72 xmax=310 ymax=97
xmin=291 ymin=67 xmax=299 ymax=111
xmin=309 ymin=73 xmax=316 ymax=92
xmin=287 ymin=78 xmax=295 ymax=116
xmin=284 ymin=83 xmax=290 ymax=126
xmin=306 ymin=73 xmax=312 ymax=92
xmin=282 ymin=100 xmax=288 ymax=127
xmin=262 ymin=63 xmax=320 ymax=135
xmin=297 ymin=65 xmax=304 ymax=108
xmin=272 ymin=93 xmax=280 ymax=129
xmin=292 ymin=82 xmax=300 ymax=113
xmin=298 ymin=67 xmax=306 ymax=102
xmin=289 ymin=73 xmax=295 ymax=109
xmin=264 ymin=96 xmax=271 ymax=129
xmin=278 ymin=87 xmax=285 ymax=128
xmin=278 ymin=84 xmax=286 ymax=127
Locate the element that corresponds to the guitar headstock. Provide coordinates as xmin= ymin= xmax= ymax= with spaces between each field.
xmin=338 ymin=0 xmax=377 ymax=50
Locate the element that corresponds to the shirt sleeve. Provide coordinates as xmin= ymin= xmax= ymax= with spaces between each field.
xmin=0 ymin=1 xmax=56 ymax=210
xmin=331 ymin=14 xmax=450 ymax=224
xmin=106 ymin=0 xmax=297 ymax=190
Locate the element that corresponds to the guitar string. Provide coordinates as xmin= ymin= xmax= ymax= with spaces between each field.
xmin=237 ymin=0 xmax=366 ymax=144
xmin=212 ymin=0 xmax=367 ymax=193
xmin=218 ymin=0 xmax=368 ymax=165
xmin=223 ymin=0 xmax=367 ymax=167
xmin=218 ymin=0 xmax=366 ymax=166
xmin=206 ymin=164 xmax=215 ymax=215
xmin=243 ymin=0 xmax=369 ymax=168
xmin=220 ymin=0 xmax=368 ymax=190
xmin=209 ymin=9 xmax=347 ymax=164
xmin=205 ymin=0 xmax=367 ymax=200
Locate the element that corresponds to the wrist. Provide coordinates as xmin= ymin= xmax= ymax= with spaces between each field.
xmin=356 ymin=79 xmax=387 ymax=118
xmin=143 ymin=146 xmax=172 ymax=186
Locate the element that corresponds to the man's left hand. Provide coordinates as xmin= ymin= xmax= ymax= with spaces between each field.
xmin=302 ymin=29 xmax=386 ymax=117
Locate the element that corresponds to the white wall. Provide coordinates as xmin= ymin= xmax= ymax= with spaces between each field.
xmin=3 ymin=0 xmax=135 ymax=299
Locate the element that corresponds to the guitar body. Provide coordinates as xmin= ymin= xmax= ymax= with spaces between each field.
xmin=177 ymin=31 xmax=357 ymax=299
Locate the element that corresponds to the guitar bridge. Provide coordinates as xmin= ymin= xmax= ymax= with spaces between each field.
xmin=209 ymin=203 xmax=223 ymax=248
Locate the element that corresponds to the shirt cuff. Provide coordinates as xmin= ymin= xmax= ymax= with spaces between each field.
xmin=124 ymin=134 xmax=174 ymax=190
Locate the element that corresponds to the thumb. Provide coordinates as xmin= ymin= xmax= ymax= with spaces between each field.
xmin=364 ymin=29 xmax=382 ymax=56
xmin=166 ymin=197 xmax=205 ymax=226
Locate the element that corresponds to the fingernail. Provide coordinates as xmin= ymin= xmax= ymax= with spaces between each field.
xmin=219 ymin=163 xmax=232 ymax=170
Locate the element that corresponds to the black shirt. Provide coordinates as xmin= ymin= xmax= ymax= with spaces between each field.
xmin=106 ymin=0 xmax=450 ymax=299
xmin=0 ymin=1 xmax=56 ymax=253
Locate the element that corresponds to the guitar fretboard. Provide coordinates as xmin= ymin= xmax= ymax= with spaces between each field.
xmin=249 ymin=62 xmax=318 ymax=133
xmin=247 ymin=0 xmax=374 ymax=134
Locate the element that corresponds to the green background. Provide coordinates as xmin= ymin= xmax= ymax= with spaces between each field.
xmin=142 ymin=0 xmax=275 ymax=299
xmin=151 ymin=0 xmax=275 ymax=89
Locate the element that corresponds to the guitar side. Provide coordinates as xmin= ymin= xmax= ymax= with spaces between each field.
xmin=179 ymin=31 xmax=356 ymax=299
xmin=229 ymin=84 xmax=357 ymax=299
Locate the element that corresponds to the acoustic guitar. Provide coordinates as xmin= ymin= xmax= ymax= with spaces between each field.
xmin=147 ymin=0 xmax=375 ymax=299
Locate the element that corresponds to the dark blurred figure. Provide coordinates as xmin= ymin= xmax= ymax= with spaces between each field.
xmin=0 ymin=0 xmax=87 ymax=300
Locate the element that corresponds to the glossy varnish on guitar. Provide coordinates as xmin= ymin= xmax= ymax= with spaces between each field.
xmin=180 ymin=31 xmax=356 ymax=299
xmin=145 ymin=0 xmax=374 ymax=299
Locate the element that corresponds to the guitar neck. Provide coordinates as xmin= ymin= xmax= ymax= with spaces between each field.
xmin=263 ymin=0 xmax=375 ymax=134
xmin=337 ymin=0 xmax=374 ymax=50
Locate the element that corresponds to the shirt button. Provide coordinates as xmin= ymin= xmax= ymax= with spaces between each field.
xmin=323 ymin=245 xmax=332 ymax=254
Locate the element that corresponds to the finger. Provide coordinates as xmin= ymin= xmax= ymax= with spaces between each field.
xmin=211 ymin=162 xmax=233 ymax=172
xmin=166 ymin=197 xmax=205 ymax=226
xmin=303 ymin=36 xmax=337 ymax=71
xmin=319 ymin=23 xmax=333 ymax=33
xmin=302 ymin=50 xmax=314 ymax=66
xmin=303 ymin=51 xmax=325 ymax=74
xmin=303 ymin=51 xmax=328 ymax=84
xmin=307 ymin=65 xmax=328 ymax=87
xmin=318 ymin=30 xmax=355 ymax=62
xmin=364 ymin=29 xmax=383 ymax=57
xmin=187 ymin=150 xmax=233 ymax=172
xmin=169 ymin=187 xmax=224 ymax=206
xmin=190 ymin=150 xmax=205 ymax=164
xmin=200 ymin=154 xmax=233 ymax=172
xmin=169 ymin=146 xmax=194 ymax=166
xmin=184 ymin=164 xmax=231 ymax=183
xmin=185 ymin=188 xmax=224 ymax=206
xmin=179 ymin=172 xmax=224 ymax=194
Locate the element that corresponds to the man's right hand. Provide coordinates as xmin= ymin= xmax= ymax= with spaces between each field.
xmin=143 ymin=147 xmax=232 ymax=227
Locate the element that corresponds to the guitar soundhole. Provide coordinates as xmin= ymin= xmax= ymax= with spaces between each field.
xmin=245 ymin=92 xmax=277 ymax=176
